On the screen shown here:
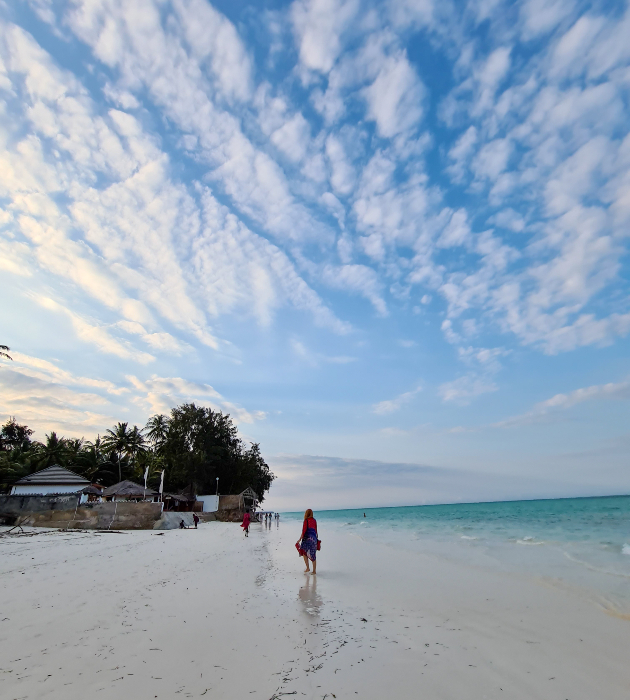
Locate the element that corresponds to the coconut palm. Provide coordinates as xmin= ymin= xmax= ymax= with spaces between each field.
xmin=34 ymin=432 xmax=71 ymax=468
xmin=126 ymin=425 xmax=147 ymax=467
xmin=101 ymin=422 xmax=132 ymax=483
xmin=145 ymin=414 xmax=169 ymax=449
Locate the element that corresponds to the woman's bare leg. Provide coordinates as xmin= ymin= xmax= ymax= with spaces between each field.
xmin=311 ymin=560 xmax=316 ymax=575
xmin=303 ymin=554 xmax=310 ymax=572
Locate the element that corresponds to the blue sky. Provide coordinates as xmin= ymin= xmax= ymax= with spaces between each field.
xmin=1 ymin=0 xmax=629 ymax=509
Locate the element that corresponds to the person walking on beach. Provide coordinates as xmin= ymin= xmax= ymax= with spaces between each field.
xmin=296 ymin=509 xmax=318 ymax=575
xmin=193 ymin=513 xmax=199 ymax=529
xmin=241 ymin=509 xmax=251 ymax=537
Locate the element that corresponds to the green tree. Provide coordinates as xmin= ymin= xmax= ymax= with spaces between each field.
xmin=154 ymin=403 xmax=274 ymax=500
xmin=145 ymin=414 xmax=169 ymax=450
xmin=0 ymin=417 xmax=33 ymax=451
xmin=0 ymin=418 xmax=35 ymax=492
xmin=32 ymin=432 xmax=72 ymax=468
xmin=101 ymin=422 xmax=132 ymax=483
xmin=74 ymin=436 xmax=117 ymax=484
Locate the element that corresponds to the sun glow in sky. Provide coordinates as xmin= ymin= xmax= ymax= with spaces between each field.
xmin=1 ymin=0 xmax=630 ymax=509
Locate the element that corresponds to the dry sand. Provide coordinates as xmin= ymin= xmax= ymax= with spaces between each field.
xmin=1 ymin=520 xmax=629 ymax=699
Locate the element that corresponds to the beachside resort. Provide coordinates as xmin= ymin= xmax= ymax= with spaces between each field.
xmin=0 ymin=464 xmax=268 ymax=529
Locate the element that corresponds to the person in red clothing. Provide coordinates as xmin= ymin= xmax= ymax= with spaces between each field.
xmin=296 ymin=508 xmax=318 ymax=575
xmin=241 ymin=509 xmax=251 ymax=537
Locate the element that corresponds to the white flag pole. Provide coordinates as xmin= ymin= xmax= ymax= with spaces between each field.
xmin=143 ymin=466 xmax=149 ymax=501
xmin=159 ymin=469 xmax=165 ymax=503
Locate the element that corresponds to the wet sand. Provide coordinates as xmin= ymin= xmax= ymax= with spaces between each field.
xmin=1 ymin=520 xmax=629 ymax=699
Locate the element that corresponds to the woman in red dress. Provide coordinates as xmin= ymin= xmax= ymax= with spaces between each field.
xmin=241 ymin=510 xmax=251 ymax=537
xmin=296 ymin=509 xmax=318 ymax=574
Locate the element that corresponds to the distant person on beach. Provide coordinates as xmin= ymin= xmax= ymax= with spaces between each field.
xmin=296 ymin=509 xmax=318 ymax=575
xmin=241 ymin=510 xmax=251 ymax=537
xmin=179 ymin=519 xmax=186 ymax=529
xmin=193 ymin=513 xmax=199 ymax=529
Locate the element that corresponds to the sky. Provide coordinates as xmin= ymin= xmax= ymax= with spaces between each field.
xmin=1 ymin=0 xmax=629 ymax=510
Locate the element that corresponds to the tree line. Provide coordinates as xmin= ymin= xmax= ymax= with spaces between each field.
xmin=0 ymin=403 xmax=275 ymax=501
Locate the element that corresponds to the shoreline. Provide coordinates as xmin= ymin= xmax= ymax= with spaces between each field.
xmin=1 ymin=521 xmax=629 ymax=699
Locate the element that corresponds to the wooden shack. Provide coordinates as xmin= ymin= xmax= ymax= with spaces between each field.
xmin=216 ymin=487 xmax=259 ymax=521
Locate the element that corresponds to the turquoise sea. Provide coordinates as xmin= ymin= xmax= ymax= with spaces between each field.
xmin=285 ymin=496 xmax=630 ymax=614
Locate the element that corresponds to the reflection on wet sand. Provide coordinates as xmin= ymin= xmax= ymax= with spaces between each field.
xmin=299 ymin=573 xmax=323 ymax=616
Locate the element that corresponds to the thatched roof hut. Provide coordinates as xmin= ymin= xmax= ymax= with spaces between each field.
xmin=102 ymin=480 xmax=158 ymax=501
xmin=162 ymin=492 xmax=195 ymax=512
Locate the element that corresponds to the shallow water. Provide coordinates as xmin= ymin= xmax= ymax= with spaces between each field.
xmin=284 ymin=496 xmax=630 ymax=613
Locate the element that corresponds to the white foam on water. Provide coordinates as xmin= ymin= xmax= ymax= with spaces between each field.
xmin=622 ymin=543 xmax=630 ymax=556
xmin=461 ymin=535 xmax=478 ymax=540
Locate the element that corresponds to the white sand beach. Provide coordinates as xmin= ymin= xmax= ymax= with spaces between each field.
xmin=1 ymin=521 xmax=629 ymax=700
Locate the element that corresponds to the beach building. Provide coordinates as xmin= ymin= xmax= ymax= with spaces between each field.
xmin=162 ymin=492 xmax=195 ymax=512
xmin=215 ymin=487 xmax=259 ymax=520
xmin=10 ymin=465 xmax=90 ymax=496
xmin=102 ymin=480 xmax=159 ymax=502
xmin=195 ymin=494 xmax=219 ymax=512
xmin=81 ymin=485 xmax=104 ymax=503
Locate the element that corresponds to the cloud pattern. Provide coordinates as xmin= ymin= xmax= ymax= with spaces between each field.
xmin=0 ymin=0 xmax=628 ymax=475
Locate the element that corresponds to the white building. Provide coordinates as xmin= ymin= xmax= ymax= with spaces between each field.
xmin=196 ymin=495 xmax=219 ymax=512
xmin=10 ymin=465 xmax=91 ymax=496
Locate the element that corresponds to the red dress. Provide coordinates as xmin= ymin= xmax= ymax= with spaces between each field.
xmin=241 ymin=512 xmax=251 ymax=530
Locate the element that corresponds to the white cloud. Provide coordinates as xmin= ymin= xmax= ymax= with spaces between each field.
xmin=0 ymin=354 xmax=122 ymax=438
xmin=322 ymin=264 xmax=387 ymax=316
xmin=438 ymin=373 xmax=498 ymax=405
xmin=471 ymin=137 xmax=512 ymax=182
xmin=372 ymin=385 xmax=422 ymax=414
xmin=195 ymin=188 xmax=350 ymax=333
xmin=494 ymin=378 xmax=630 ymax=428
xmin=441 ymin=319 xmax=461 ymax=344
xmin=172 ymin=0 xmax=253 ymax=103
xmin=291 ymin=0 xmax=359 ymax=74
xmin=488 ymin=208 xmax=526 ymax=232
xmin=325 ymin=134 xmax=356 ymax=195
xmin=127 ymin=375 xmax=266 ymax=425
xmin=446 ymin=125 xmax=477 ymax=184
xmin=270 ymin=112 xmax=311 ymax=163
xmin=34 ymin=296 xmax=155 ymax=364
xmin=9 ymin=352 xmax=128 ymax=395
xmin=0 ymin=350 xmax=266 ymax=438
xmin=290 ymin=338 xmax=356 ymax=366
xmin=520 ymin=0 xmax=577 ymax=39
xmin=436 ymin=208 xmax=471 ymax=248
xmin=0 ymin=16 xmax=350 ymax=357
xmin=363 ymin=52 xmax=425 ymax=138
xmin=66 ymin=0 xmax=334 ymax=247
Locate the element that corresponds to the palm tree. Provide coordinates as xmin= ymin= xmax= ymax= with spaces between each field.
xmin=76 ymin=436 xmax=112 ymax=483
xmin=35 ymin=432 xmax=71 ymax=468
xmin=127 ymin=425 xmax=147 ymax=468
xmin=145 ymin=414 xmax=169 ymax=449
xmin=101 ymin=422 xmax=132 ymax=483
xmin=0 ymin=345 xmax=12 ymax=361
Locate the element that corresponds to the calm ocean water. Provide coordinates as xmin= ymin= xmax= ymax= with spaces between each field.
xmin=284 ymin=496 xmax=630 ymax=613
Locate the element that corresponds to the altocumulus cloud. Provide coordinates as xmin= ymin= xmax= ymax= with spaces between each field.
xmin=0 ymin=0 xmax=629 ymax=502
